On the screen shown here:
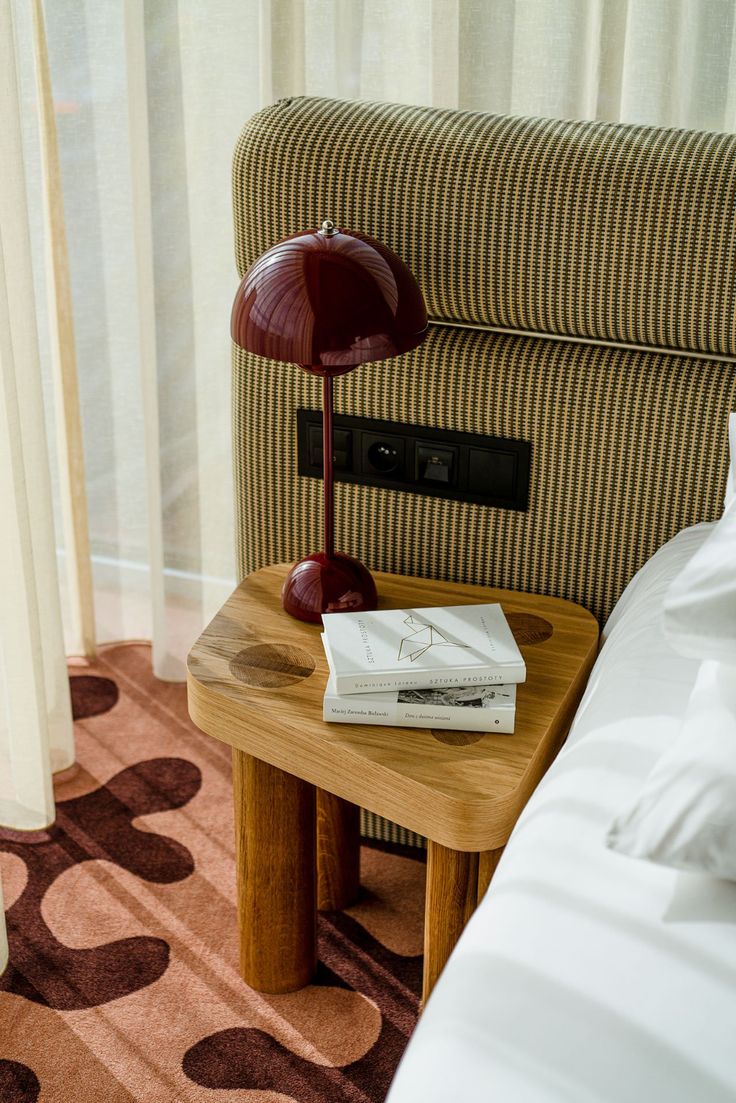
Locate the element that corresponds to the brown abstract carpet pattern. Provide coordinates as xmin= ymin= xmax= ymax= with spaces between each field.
xmin=0 ymin=644 xmax=424 ymax=1102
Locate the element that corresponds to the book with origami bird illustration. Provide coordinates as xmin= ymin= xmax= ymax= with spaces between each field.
xmin=321 ymin=604 xmax=526 ymax=694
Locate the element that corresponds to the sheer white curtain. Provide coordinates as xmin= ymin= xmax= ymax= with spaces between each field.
xmin=12 ymin=0 xmax=263 ymax=684
xmin=17 ymin=0 xmax=736 ymax=678
xmin=19 ymin=0 xmax=736 ymax=681
xmin=1 ymin=0 xmax=72 ymax=975
xmin=2 ymin=0 xmax=736 ymax=929
xmin=1 ymin=0 xmax=74 ymax=840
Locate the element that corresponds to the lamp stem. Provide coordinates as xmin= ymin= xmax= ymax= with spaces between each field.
xmin=323 ymin=374 xmax=334 ymax=559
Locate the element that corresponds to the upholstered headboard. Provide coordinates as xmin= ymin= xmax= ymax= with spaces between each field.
xmin=232 ymin=96 xmax=736 ymax=842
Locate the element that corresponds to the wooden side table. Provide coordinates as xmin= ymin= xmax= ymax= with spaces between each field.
xmin=187 ymin=565 xmax=598 ymax=1001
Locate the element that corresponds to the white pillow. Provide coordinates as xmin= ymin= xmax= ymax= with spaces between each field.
xmin=663 ymin=412 xmax=736 ymax=664
xmin=606 ymin=659 xmax=736 ymax=880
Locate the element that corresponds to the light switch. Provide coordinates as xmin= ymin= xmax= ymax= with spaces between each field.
xmin=467 ymin=448 xmax=516 ymax=499
xmin=308 ymin=426 xmax=352 ymax=470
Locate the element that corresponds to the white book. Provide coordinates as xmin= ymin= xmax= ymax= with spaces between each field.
xmin=321 ymin=604 xmax=525 ymax=695
xmin=323 ymin=675 xmax=516 ymax=732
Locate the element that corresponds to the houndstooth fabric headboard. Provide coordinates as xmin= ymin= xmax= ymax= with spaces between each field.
xmin=232 ymin=96 xmax=736 ymax=845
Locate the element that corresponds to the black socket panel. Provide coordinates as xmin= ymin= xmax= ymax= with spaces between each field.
xmin=296 ymin=409 xmax=530 ymax=511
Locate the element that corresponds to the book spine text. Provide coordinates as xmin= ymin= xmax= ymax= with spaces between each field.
xmin=334 ymin=663 xmax=525 ymax=696
xmin=323 ymin=698 xmax=515 ymax=733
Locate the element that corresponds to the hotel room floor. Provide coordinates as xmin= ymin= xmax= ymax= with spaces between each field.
xmin=0 ymin=644 xmax=424 ymax=1102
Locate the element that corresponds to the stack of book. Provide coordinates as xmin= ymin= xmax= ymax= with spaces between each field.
xmin=321 ymin=604 xmax=525 ymax=734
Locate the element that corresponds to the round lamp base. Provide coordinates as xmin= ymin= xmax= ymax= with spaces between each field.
xmin=281 ymin=552 xmax=378 ymax=623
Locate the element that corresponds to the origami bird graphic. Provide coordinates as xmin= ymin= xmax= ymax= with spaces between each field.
xmin=396 ymin=614 xmax=471 ymax=662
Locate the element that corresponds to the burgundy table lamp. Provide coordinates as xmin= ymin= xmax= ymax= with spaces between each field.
xmin=231 ymin=219 xmax=427 ymax=623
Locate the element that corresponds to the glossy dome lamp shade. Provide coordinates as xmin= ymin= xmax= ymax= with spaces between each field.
xmin=231 ymin=221 xmax=427 ymax=622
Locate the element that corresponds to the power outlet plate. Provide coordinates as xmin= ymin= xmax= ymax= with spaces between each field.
xmin=296 ymin=410 xmax=530 ymax=511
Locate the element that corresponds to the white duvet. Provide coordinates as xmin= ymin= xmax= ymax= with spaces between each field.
xmin=389 ymin=523 xmax=736 ymax=1103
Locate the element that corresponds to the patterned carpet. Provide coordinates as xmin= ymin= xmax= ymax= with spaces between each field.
xmin=0 ymin=644 xmax=425 ymax=1102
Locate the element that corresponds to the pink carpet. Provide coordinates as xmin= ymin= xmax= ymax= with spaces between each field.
xmin=0 ymin=644 xmax=425 ymax=1102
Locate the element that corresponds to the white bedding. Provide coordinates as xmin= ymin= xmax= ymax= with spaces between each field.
xmin=389 ymin=523 xmax=736 ymax=1103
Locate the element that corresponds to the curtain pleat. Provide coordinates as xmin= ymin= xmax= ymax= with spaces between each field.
xmin=0 ymin=0 xmax=74 ymax=836
xmin=123 ymin=0 xmax=177 ymax=681
xmin=727 ymin=15 xmax=736 ymax=131
xmin=430 ymin=0 xmax=460 ymax=108
xmin=260 ymin=0 xmax=306 ymax=103
xmin=30 ymin=0 xmax=96 ymax=661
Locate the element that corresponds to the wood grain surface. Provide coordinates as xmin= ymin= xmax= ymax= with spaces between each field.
xmin=431 ymin=729 xmax=485 ymax=746
xmin=230 ymin=642 xmax=315 ymax=688
xmin=232 ymin=748 xmax=317 ymax=992
xmin=477 ymin=846 xmax=504 ymax=903
xmin=188 ymin=564 xmax=599 ymax=852
xmin=423 ymin=842 xmax=479 ymax=1002
xmin=317 ymin=790 xmax=360 ymax=911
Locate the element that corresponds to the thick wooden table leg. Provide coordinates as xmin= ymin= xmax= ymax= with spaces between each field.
xmin=423 ymin=841 xmax=479 ymax=1003
xmin=232 ymin=748 xmax=316 ymax=993
xmin=477 ymin=846 xmax=504 ymax=904
xmin=317 ymin=790 xmax=360 ymax=911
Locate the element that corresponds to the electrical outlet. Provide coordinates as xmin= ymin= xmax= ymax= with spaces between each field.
xmin=296 ymin=409 xmax=530 ymax=511
xmin=361 ymin=432 xmax=406 ymax=479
